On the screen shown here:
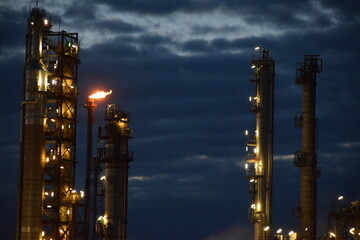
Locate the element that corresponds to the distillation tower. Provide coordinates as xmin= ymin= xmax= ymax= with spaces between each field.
xmin=94 ymin=104 xmax=133 ymax=240
xmin=17 ymin=6 xmax=82 ymax=240
xmin=294 ymin=55 xmax=322 ymax=240
xmin=245 ymin=47 xmax=275 ymax=240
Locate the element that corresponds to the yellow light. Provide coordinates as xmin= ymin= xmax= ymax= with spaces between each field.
xmin=60 ymin=166 xmax=64 ymax=169
xmin=338 ymin=195 xmax=344 ymax=200
xmin=289 ymin=231 xmax=294 ymax=235
xmin=44 ymin=192 xmax=49 ymax=196
xmin=47 ymin=205 xmax=52 ymax=208
xmin=245 ymin=130 xmax=249 ymax=136
xmin=250 ymin=179 xmax=255 ymax=183
xmin=251 ymin=64 xmax=256 ymax=69
xmin=330 ymin=232 xmax=336 ymax=237
xmin=44 ymin=19 xmax=48 ymax=25
xmin=80 ymin=191 xmax=85 ymax=198
xmin=100 ymin=176 xmax=106 ymax=180
xmin=98 ymin=216 xmax=103 ymax=221
xmin=277 ymin=228 xmax=282 ymax=234
xmin=251 ymin=204 xmax=256 ymax=209
xmin=264 ymin=226 xmax=270 ymax=231
xmin=255 ymin=46 xmax=260 ymax=51
xmin=42 ymin=231 xmax=45 ymax=237
xmin=245 ymin=163 xmax=248 ymax=169
xmin=89 ymin=90 xmax=112 ymax=99
xmin=249 ymin=96 xmax=252 ymax=102
xmin=67 ymin=209 xmax=70 ymax=215
xmin=350 ymin=227 xmax=355 ymax=235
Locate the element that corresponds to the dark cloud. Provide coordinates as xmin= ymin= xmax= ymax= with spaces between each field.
xmin=1 ymin=1 xmax=360 ymax=239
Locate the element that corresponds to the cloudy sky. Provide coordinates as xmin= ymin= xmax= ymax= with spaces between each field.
xmin=1 ymin=0 xmax=360 ymax=239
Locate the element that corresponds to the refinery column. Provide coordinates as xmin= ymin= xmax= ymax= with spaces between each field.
xmin=97 ymin=104 xmax=133 ymax=240
xmin=245 ymin=47 xmax=275 ymax=240
xmin=17 ymin=7 xmax=50 ymax=240
xmin=294 ymin=55 xmax=322 ymax=240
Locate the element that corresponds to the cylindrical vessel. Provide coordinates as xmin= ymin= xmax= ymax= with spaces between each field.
xmin=17 ymin=7 xmax=49 ymax=240
xmin=102 ymin=105 xmax=132 ymax=240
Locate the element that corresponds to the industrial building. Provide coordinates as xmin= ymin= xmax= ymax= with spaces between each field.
xmin=16 ymin=5 xmax=81 ymax=240
xmin=16 ymin=5 xmax=133 ymax=240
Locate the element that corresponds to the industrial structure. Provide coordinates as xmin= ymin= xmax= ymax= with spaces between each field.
xmin=293 ymin=55 xmax=322 ymax=240
xmin=94 ymin=104 xmax=133 ymax=240
xmin=326 ymin=200 xmax=360 ymax=239
xmin=245 ymin=47 xmax=275 ymax=240
xmin=17 ymin=5 xmax=82 ymax=240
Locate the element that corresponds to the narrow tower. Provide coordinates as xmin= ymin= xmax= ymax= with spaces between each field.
xmin=245 ymin=47 xmax=275 ymax=240
xmin=17 ymin=6 xmax=81 ymax=240
xmin=96 ymin=104 xmax=133 ymax=240
xmin=294 ymin=55 xmax=322 ymax=240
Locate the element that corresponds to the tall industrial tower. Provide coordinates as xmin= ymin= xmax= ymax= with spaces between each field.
xmin=95 ymin=104 xmax=133 ymax=240
xmin=245 ymin=47 xmax=275 ymax=240
xmin=17 ymin=6 xmax=81 ymax=240
xmin=294 ymin=55 xmax=322 ymax=240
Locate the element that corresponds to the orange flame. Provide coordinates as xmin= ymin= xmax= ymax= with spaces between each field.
xmin=89 ymin=90 xmax=112 ymax=99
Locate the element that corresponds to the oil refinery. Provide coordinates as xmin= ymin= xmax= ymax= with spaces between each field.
xmin=16 ymin=5 xmax=133 ymax=240
xmin=15 ymin=4 xmax=359 ymax=240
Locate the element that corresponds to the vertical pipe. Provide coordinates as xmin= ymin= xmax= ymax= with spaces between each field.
xmin=84 ymin=99 xmax=96 ymax=240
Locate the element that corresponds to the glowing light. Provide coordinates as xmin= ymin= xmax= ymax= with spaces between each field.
xmin=42 ymin=231 xmax=45 ymax=237
xmin=100 ymin=176 xmax=106 ymax=180
xmin=288 ymin=231 xmax=294 ymax=235
xmin=264 ymin=226 xmax=270 ymax=231
xmin=245 ymin=130 xmax=249 ymax=136
xmin=44 ymin=19 xmax=48 ymax=25
xmin=60 ymin=166 xmax=64 ymax=169
xmin=249 ymin=96 xmax=252 ymax=102
xmin=89 ymin=90 xmax=112 ymax=99
xmin=277 ymin=228 xmax=283 ymax=234
xmin=245 ymin=163 xmax=248 ymax=169
xmin=251 ymin=64 xmax=256 ymax=69
xmin=47 ymin=205 xmax=52 ymax=208
xmin=44 ymin=192 xmax=49 ymax=196
xmin=330 ymin=232 xmax=336 ymax=237
xmin=80 ymin=191 xmax=85 ymax=198
xmin=255 ymin=46 xmax=260 ymax=51
xmin=350 ymin=227 xmax=355 ymax=235
xmin=251 ymin=204 xmax=256 ymax=209
xmin=338 ymin=195 xmax=344 ymax=200
xmin=250 ymin=179 xmax=255 ymax=183
xmin=98 ymin=216 xmax=103 ymax=221
xmin=305 ymin=228 xmax=308 ymax=231
xmin=67 ymin=209 xmax=70 ymax=215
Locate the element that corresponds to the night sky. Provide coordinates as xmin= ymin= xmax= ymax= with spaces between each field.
xmin=1 ymin=0 xmax=360 ymax=239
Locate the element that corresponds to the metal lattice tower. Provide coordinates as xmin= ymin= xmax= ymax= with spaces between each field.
xmin=17 ymin=7 xmax=82 ymax=240
xmin=245 ymin=47 xmax=275 ymax=240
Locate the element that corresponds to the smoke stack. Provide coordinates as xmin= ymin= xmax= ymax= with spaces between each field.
xmin=294 ymin=55 xmax=322 ymax=240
